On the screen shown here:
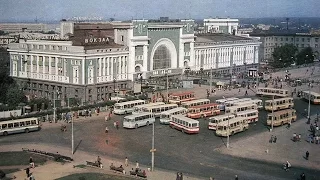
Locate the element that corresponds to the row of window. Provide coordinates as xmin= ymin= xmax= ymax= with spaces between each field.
xmin=21 ymin=44 xmax=67 ymax=51
xmin=265 ymin=37 xmax=318 ymax=42
xmin=1 ymin=120 xmax=37 ymax=129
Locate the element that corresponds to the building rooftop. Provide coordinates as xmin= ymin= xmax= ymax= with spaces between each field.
xmin=249 ymin=29 xmax=320 ymax=37
xmin=195 ymin=33 xmax=253 ymax=43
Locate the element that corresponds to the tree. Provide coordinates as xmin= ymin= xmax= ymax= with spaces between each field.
xmin=296 ymin=47 xmax=314 ymax=65
xmin=271 ymin=44 xmax=298 ymax=68
xmin=5 ymin=84 xmax=27 ymax=108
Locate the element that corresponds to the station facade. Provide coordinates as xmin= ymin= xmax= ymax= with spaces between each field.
xmin=8 ymin=19 xmax=261 ymax=104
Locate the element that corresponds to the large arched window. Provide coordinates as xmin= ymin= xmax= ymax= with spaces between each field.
xmin=153 ymin=45 xmax=171 ymax=70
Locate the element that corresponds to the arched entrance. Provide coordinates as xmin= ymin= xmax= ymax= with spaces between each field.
xmin=150 ymin=38 xmax=177 ymax=71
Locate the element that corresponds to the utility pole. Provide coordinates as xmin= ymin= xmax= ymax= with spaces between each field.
xmin=53 ymin=91 xmax=56 ymax=123
xmin=307 ymin=83 xmax=311 ymax=124
xmin=227 ymin=114 xmax=230 ymax=149
xmin=150 ymin=122 xmax=156 ymax=171
xmin=166 ymin=70 xmax=169 ymax=103
xmin=72 ymin=115 xmax=74 ymax=154
xmin=271 ymin=95 xmax=274 ymax=131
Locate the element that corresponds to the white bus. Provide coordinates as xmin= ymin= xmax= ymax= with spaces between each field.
xmin=142 ymin=104 xmax=178 ymax=116
xmin=215 ymin=98 xmax=239 ymax=111
xmin=225 ymin=103 xmax=258 ymax=114
xmin=300 ymin=91 xmax=320 ymax=105
xmin=256 ymin=87 xmax=289 ymax=97
xmin=123 ymin=112 xmax=155 ymax=129
xmin=114 ymin=100 xmax=146 ymax=115
xmin=234 ymin=99 xmax=263 ymax=109
xmin=159 ymin=107 xmax=188 ymax=124
xmin=215 ymin=117 xmax=249 ymax=137
xmin=132 ymin=102 xmax=165 ymax=114
xmin=181 ymin=99 xmax=210 ymax=109
xmin=224 ymin=98 xmax=252 ymax=107
xmin=236 ymin=109 xmax=259 ymax=123
xmin=208 ymin=114 xmax=236 ymax=130
xmin=169 ymin=115 xmax=199 ymax=134
xmin=0 ymin=118 xmax=41 ymax=136
xmin=265 ymin=97 xmax=294 ymax=111
xmin=267 ymin=109 xmax=297 ymax=127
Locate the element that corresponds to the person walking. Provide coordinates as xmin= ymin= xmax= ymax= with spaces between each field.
xmin=269 ymin=135 xmax=273 ymax=143
xmin=105 ymin=126 xmax=109 ymax=133
xmin=300 ymin=172 xmax=306 ymax=180
xmin=125 ymin=157 xmax=128 ymax=167
xmin=113 ymin=121 xmax=117 ymax=128
xmin=25 ymin=167 xmax=30 ymax=178
xmin=306 ymin=151 xmax=309 ymax=160
xmin=136 ymin=161 xmax=139 ymax=169
xmin=235 ymin=175 xmax=239 ymax=180
xmin=29 ymin=157 xmax=35 ymax=168
xmin=116 ymin=121 xmax=119 ymax=130
xmin=273 ymin=136 xmax=277 ymax=143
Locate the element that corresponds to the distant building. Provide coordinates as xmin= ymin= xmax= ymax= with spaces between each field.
xmin=0 ymin=23 xmax=47 ymax=33
xmin=9 ymin=32 xmax=60 ymax=40
xmin=203 ymin=18 xmax=239 ymax=34
xmin=250 ymin=31 xmax=320 ymax=63
xmin=8 ymin=19 xmax=260 ymax=104
xmin=60 ymin=20 xmax=74 ymax=38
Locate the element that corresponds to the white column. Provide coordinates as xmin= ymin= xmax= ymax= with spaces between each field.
xmin=48 ymin=56 xmax=51 ymax=74
xmin=110 ymin=57 xmax=114 ymax=79
xmin=103 ymin=57 xmax=106 ymax=76
xmin=98 ymin=58 xmax=102 ymax=77
xmin=30 ymin=55 xmax=33 ymax=73
xmin=189 ymin=41 xmax=195 ymax=68
xmin=143 ymin=45 xmax=148 ymax=72
xmin=42 ymin=56 xmax=45 ymax=74
xmin=128 ymin=45 xmax=135 ymax=80
xmin=179 ymin=42 xmax=184 ymax=68
xmin=55 ymin=57 xmax=58 ymax=75
xmin=106 ymin=57 xmax=109 ymax=77
xmin=36 ymin=55 xmax=39 ymax=74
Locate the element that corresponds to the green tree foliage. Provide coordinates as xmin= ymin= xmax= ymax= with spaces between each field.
xmin=271 ymin=44 xmax=298 ymax=68
xmin=296 ymin=47 xmax=314 ymax=65
xmin=28 ymin=98 xmax=50 ymax=111
xmin=5 ymin=84 xmax=27 ymax=108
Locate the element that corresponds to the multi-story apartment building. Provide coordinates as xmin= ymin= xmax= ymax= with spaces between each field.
xmin=203 ymin=18 xmax=239 ymax=34
xmin=8 ymin=19 xmax=260 ymax=104
xmin=0 ymin=23 xmax=48 ymax=33
xmin=250 ymin=32 xmax=320 ymax=63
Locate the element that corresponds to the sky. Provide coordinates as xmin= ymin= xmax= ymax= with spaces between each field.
xmin=1 ymin=0 xmax=320 ymax=22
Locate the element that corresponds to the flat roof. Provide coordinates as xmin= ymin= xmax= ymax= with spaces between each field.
xmin=195 ymin=33 xmax=253 ymax=43
xmin=171 ymin=115 xmax=199 ymax=123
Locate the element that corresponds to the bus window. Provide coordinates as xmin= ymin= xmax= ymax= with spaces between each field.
xmin=8 ymin=123 xmax=13 ymax=128
xmin=20 ymin=122 xmax=25 ymax=126
xmin=2 ymin=124 xmax=7 ymax=129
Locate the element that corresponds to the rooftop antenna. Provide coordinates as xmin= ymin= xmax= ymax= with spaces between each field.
xmin=286 ymin=18 xmax=290 ymax=30
xmin=35 ymin=16 xmax=38 ymax=23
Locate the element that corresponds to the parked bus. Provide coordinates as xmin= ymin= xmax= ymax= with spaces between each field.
xmin=168 ymin=91 xmax=196 ymax=105
xmin=224 ymin=98 xmax=252 ymax=107
xmin=0 ymin=118 xmax=41 ymax=136
xmin=123 ymin=112 xmax=155 ymax=129
xmin=215 ymin=117 xmax=249 ymax=137
xmin=256 ymin=87 xmax=289 ymax=97
xmin=187 ymin=103 xmax=220 ymax=119
xmin=215 ymin=97 xmax=239 ymax=111
xmin=208 ymin=114 xmax=236 ymax=130
xmin=225 ymin=103 xmax=257 ymax=114
xmin=267 ymin=109 xmax=297 ymax=127
xmin=181 ymin=99 xmax=210 ymax=109
xmin=234 ymin=99 xmax=263 ymax=109
xmin=169 ymin=115 xmax=199 ymax=134
xmin=142 ymin=104 xmax=178 ymax=116
xmin=159 ymin=107 xmax=188 ymax=124
xmin=114 ymin=100 xmax=146 ymax=115
xmin=236 ymin=109 xmax=259 ymax=123
xmin=265 ymin=97 xmax=294 ymax=111
xmin=300 ymin=91 xmax=320 ymax=104
xmin=132 ymin=102 xmax=165 ymax=114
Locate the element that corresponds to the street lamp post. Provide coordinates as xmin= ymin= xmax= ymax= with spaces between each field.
xmin=166 ymin=70 xmax=169 ymax=103
xmin=307 ymin=83 xmax=311 ymax=124
xmin=53 ymin=90 xmax=60 ymax=123
xmin=140 ymin=73 xmax=143 ymax=94
xmin=71 ymin=114 xmax=74 ymax=154
xmin=113 ymin=78 xmax=116 ymax=93
xmin=151 ymin=122 xmax=155 ymax=171
xmin=227 ymin=116 xmax=230 ymax=149
xmin=271 ymin=95 xmax=274 ymax=131
xmin=210 ymin=67 xmax=213 ymax=94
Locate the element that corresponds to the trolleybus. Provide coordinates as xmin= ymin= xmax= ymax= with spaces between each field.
xmin=169 ymin=115 xmax=199 ymax=134
xmin=123 ymin=112 xmax=155 ymax=129
xmin=114 ymin=100 xmax=146 ymax=115
xmin=215 ymin=117 xmax=249 ymax=137
xmin=159 ymin=107 xmax=188 ymax=124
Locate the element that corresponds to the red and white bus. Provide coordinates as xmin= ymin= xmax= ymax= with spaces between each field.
xmin=236 ymin=109 xmax=259 ymax=123
xmin=181 ymin=99 xmax=210 ymax=109
xmin=208 ymin=114 xmax=236 ymax=130
xmin=187 ymin=103 xmax=220 ymax=119
xmin=170 ymin=115 xmax=199 ymax=134
xmin=168 ymin=91 xmax=196 ymax=105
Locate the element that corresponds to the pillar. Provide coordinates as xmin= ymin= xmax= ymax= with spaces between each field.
xmin=143 ymin=45 xmax=148 ymax=72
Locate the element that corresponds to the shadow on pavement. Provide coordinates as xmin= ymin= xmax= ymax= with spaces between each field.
xmin=74 ymin=140 xmax=82 ymax=154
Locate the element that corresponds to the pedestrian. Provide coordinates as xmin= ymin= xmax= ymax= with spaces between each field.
xmin=29 ymin=157 xmax=35 ymax=168
xmin=125 ymin=157 xmax=128 ymax=167
xmin=298 ymin=134 xmax=301 ymax=142
xmin=235 ymin=175 xmax=239 ymax=180
xmin=26 ymin=167 xmax=30 ymax=177
xmin=293 ymin=133 xmax=297 ymax=142
xmin=136 ymin=161 xmax=139 ymax=169
xmin=114 ymin=121 xmax=117 ymax=128
xmin=105 ymin=126 xmax=109 ymax=133
xmin=306 ymin=151 xmax=309 ymax=160
xmin=273 ymin=136 xmax=277 ymax=143
xmin=269 ymin=135 xmax=273 ymax=143
xmin=97 ymin=156 xmax=101 ymax=166
xmin=300 ymin=172 xmax=306 ymax=180
xmin=287 ymin=121 xmax=291 ymax=129
xmin=245 ymin=90 xmax=248 ymax=96
xmin=116 ymin=121 xmax=119 ymax=130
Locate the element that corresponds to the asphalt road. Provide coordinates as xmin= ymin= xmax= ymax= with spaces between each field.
xmin=1 ymin=96 xmax=320 ymax=180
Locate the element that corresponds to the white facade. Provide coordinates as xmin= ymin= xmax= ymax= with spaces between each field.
xmin=203 ymin=18 xmax=239 ymax=34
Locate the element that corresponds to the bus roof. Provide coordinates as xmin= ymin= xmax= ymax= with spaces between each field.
xmin=302 ymin=91 xmax=320 ymax=96
xmin=160 ymin=107 xmax=187 ymax=115
xmin=217 ymin=117 xmax=247 ymax=126
xmin=225 ymin=98 xmax=252 ymax=104
xmin=170 ymin=91 xmax=194 ymax=96
xmin=171 ymin=115 xmax=199 ymax=123
xmin=258 ymin=87 xmax=288 ymax=91
xmin=236 ymin=109 xmax=258 ymax=115
xmin=115 ymin=100 xmax=145 ymax=106
xmin=134 ymin=102 xmax=165 ymax=108
xmin=267 ymin=109 xmax=296 ymax=116
xmin=181 ymin=99 xmax=210 ymax=105
xmin=0 ymin=117 xmax=38 ymax=124
xmin=124 ymin=112 xmax=153 ymax=119
xmin=265 ymin=97 xmax=293 ymax=102
xmin=216 ymin=98 xmax=239 ymax=103
xmin=143 ymin=104 xmax=177 ymax=110
xmin=209 ymin=113 xmax=235 ymax=120
xmin=190 ymin=103 xmax=219 ymax=109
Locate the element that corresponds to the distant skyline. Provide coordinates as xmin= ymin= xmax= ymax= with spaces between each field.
xmin=1 ymin=0 xmax=320 ymax=22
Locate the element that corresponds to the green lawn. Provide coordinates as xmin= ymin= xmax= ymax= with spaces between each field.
xmin=2 ymin=168 xmax=20 ymax=174
xmin=57 ymin=173 xmax=137 ymax=180
xmin=0 ymin=151 xmax=48 ymax=166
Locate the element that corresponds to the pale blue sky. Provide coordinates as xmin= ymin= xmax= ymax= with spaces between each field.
xmin=0 ymin=0 xmax=319 ymax=22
